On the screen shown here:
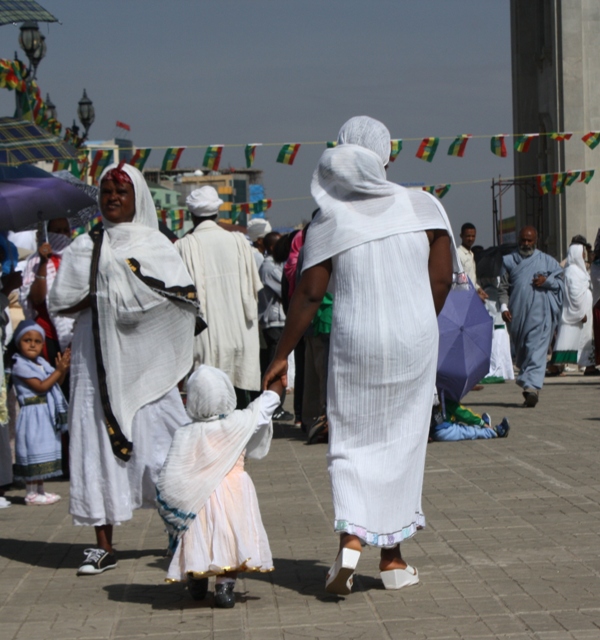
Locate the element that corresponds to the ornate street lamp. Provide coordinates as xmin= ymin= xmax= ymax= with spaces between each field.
xmin=18 ymin=21 xmax=46 ymax=78
xmin=77 ymin=89 xmax=95 ymax=139
xmin=45 ymin=93 xmax=56 ymax=120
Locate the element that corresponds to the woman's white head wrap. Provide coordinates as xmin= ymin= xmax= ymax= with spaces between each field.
xmin=98 ymin=163 xmax=158 ymax=230
xmin=562 ymin=243 xmax=592 ymax=324
xmin=302 ymin=115 xmax=461 ymax=273
xmin=186 ymin=186 xmax=223 ymax=218
xmin=186 ymin=365 xmax=236 ymax=421
xmin=247 ymin=218 xmax=272 ymax=242
xmin=337 ymin=115 xmax=391 ymax=165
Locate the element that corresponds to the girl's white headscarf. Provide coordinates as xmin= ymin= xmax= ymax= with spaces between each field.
xmin=157 ymin=365 xmax=270 ymax=551
xmin=49 ymin=163 xmax=199 ymax=452
xmin=303 ymin=115 xmax=461 ymax=273
xmin=562 ymin=243 xmax=592 ymax=324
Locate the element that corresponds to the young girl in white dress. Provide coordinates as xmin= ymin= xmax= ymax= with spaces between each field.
xmin=11 ymin=320 xmax=70 ymax=505
xmin=157 ymin=365 xmax=283 ymax=608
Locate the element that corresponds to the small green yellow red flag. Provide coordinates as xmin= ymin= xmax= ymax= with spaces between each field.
xmin=564 ymin=170 xmax=580 ymax=186
xmin=169 ymin=208 xmax=186 ymax=231
xmin=447 ymin=135 xmax=471 ymax=158
xmin=389 ymin=139 xmax=402 ymax=162
xmin=536 ymin=174 xmax=551 ymax=196
xmin=129 ymin=148 xmax=151 ymax=171
xmin=245 ymin=144 xmax=261 ymax=168
xmin=416 ymin=137 xmax=439 ymax=162
xmin=514 ymin=134 xmax=538 ymax=153
xmin=161 ymin=147 xmax=185 ymax=171
xmin=550 ymin=132 xmax=572 ymax=142
xmin=89 ymin=150 xmax=113 ymax=183
xmin=203 ymin=145 xmax=223 ymax=171
xmin=277 ymin=143 xmax=301 ymax=165
xmin=579 ymin=169 xmax=595 ymax=183
xmin=434 ymin=184 xmax=451 ymax=198
xmin=582 ymin=132 xmax=600 ymax=150
xmin=490 ymin=135 xmax=507 ymax=157
xmin=326 ymin=141 xmax=337 ymax=148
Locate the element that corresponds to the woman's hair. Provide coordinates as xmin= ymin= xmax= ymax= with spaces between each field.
xmin=272 ymin=230 xmax=299 ymax=264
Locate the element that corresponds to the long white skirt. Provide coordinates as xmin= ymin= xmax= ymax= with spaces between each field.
xmin=166 ymin=453 xmax=273 ymax=581
xmin=328 ymin=232 xmax=436 ymax=547
xmin=69 ymin=310 xmax=188 ymax=526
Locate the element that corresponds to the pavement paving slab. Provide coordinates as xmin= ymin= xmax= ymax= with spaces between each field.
xmin=2 ymin=375 xmax=600 ymax=639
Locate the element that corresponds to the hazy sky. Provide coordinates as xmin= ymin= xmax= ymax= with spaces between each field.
xmin=0 ymin=0 xmax=514 ymax=244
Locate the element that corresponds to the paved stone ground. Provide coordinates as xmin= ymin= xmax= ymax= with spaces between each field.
xmin=1 ymin=374 xmax=600 ymax=639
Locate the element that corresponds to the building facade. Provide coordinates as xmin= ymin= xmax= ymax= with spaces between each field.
xmin=511 ymin=0 xmax=600 ymax=258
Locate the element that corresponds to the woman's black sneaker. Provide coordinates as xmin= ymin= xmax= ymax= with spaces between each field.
xmin=214 ymin=582 xmax=236 ymax=608
xmin=77 ymin=548 xmax=118 ymax=575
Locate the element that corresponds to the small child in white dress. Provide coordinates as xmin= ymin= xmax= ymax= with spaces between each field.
xmin=157 ymin=365 xmax=283 ymax=608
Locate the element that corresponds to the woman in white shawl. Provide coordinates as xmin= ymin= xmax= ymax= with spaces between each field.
xmin=551 ymin=243 xmax=593 ymax=367
xmin=263 ymin=116 xmax=458 ymax=594
xmin=49 ymin=163 xmax=200 ymax=576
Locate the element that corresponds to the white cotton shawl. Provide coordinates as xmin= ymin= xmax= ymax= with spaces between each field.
xmin=48 ymin=163 xmax=199 ymax=445
xmin=19 ymin=232 xmax=74 ymax=351
xmin=156 ymin=366 xmax=272 ymax=549
xmin=562 ymin=243 xmax=592 ymax=324
xmin=303 ymin=143 xmax=461 ymax=271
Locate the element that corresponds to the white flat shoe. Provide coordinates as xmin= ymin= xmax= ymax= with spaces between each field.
xmin=380 ymin=564 xmax=419 ymax=590
xmin=325 ymin=548 xmax=361 ymax=595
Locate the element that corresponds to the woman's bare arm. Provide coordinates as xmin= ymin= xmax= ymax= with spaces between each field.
xmin=427 ymin=229 xmax=453 ymax=316
xmin=262 ymin=259 xmax=332 ymax=389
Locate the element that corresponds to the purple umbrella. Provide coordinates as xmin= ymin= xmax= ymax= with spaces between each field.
xmin=436 ymin=285 xmax=493 ymax=402
xmin=0 ymin=166 xmax=96 ymax=231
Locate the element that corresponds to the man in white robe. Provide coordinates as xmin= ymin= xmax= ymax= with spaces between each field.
xmin=176 ymin=187 xmax=263 ymax=406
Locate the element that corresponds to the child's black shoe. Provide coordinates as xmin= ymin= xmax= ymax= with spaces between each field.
xmin=214 ymin=582 xmax=236 ymax=608
xmin=187 ymin=577 xmax=208 ymax=600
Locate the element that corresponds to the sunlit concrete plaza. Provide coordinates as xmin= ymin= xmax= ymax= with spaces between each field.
xmin=1 ymin=374 xmax=599 ymax=640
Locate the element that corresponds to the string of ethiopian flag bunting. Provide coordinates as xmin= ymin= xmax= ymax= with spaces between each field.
xmin=447 ymin=134 xmax=471 ymax=158
xmin=161 ymin=147 xmax=185 ymax=172
xmin=277 ymin=143 xmax=301 ymax=165
xmin=422 ymin=184 xmax=451 ymax=199
xmin=389 ymin=139 xmax=402 ymax=162
xmin=326 ymin=141 xmax=338 ymax=148
xmin=416 ymin=137 xmax=439 ymax=162
xmin=203 ymin=145 xmax=223 ymax=171
xmin=550 ymin=132 xmax=572 ymax=141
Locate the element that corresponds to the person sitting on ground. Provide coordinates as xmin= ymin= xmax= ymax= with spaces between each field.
xmin=157 ymin=365 xmax=284 ymax=608
xmin=429 ymin=394 xmax=510 ymax=442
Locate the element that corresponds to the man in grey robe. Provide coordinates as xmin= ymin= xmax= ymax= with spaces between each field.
xmin=499 ymin=226 xmax=563 ymax=407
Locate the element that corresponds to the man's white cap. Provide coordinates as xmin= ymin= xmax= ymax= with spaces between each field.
xmin=186 ymin=186 xmax=223 ymax=217
xmin=247 ymin=218 xmax=272 ymax=242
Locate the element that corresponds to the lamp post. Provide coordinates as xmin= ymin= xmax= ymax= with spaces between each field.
xmin=77 ymin=89 xmax=95 ymax=140
xmin=18 ymin=21 xmax=46 ymax=80
xmin=45 ymin=93 xmax=56 ymax=121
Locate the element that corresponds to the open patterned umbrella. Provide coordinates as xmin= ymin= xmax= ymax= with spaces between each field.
xmin=436 ymin=285 xmax=493 ymax=402
xmin=0 ymin=0 xmax=57 ymax=26
xmin=0 ymin=164 xmax=96 ymax=230
xmin=0 ymin=117 xmax=78 ymax=166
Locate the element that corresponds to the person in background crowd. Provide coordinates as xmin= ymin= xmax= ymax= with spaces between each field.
xmin=550 ymin=244 xmax=595 ymax=373
xmin=49 ymin=164 xmax=199 ymax=576
xmin=247 ymin=218 xmax=272 ymax=271
xmin=499 ymin=226 xmax=563 ymax=407
xmin=258 ymin=231 xmax=293 ymax=421
xmin=177 ymin=186 xmax=262 ymax=408
xmin=457 ymin=223 xmax=487 ymax=302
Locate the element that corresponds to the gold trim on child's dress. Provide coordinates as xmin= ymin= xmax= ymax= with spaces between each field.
xmin=164 ymin=560 xmax=275 ymax=583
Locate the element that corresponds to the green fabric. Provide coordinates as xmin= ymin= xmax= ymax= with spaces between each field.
xmin=312 ymin=293 xmax=333 ymax=336
xmin=444 ymin=399 xmax=484 ymax=427
xmin=550 ymin=350 xmax=578 ymax=364
xmin=481 ymin=376 xmax=505 ymax=384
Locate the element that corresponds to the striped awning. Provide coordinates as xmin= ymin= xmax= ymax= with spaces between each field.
xmin=0 ymin=0 xmax=58 ymax=26
xmin=0 ymin=117 xmax=78 ymax=166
